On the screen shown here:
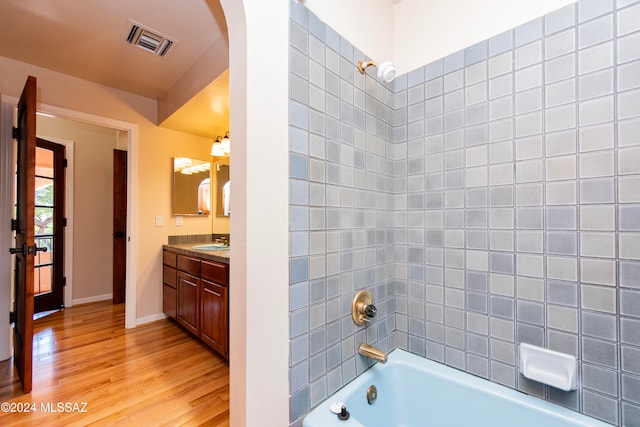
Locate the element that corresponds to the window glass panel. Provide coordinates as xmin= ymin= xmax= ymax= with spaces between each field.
xmin=36 ymin=147 xmax=54 ymax=178
xmin=35 ymin=237 xmax=53 ymax=265
xmin=35 ymin=207 xmax=54 ymax=235
xmin=35 ymin=179 xmax=54 ymax=208
xmin=34 ymin=264 xmax=52 ymax=295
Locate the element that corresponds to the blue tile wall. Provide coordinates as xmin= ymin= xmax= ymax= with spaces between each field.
xmin=290 ymin=0 xmax=640 ymax=426
xmin=288 ymin=1 xmax=396 ymax=425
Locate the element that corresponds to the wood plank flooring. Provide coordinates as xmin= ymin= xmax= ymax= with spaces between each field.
xmin=0 ymin=301 xmax=229 ymax=426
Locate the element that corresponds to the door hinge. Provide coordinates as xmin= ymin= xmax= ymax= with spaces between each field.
xmin=11 ymin=219 xmax=17 ymax=231
xmin=62 ymin=277 xmax=67 ymax=287
xmin=63 ymin=158 xmax=68 ymax=168
xmin=9 ymin=311 xmax=15 ymax=324
xmin=12 ymin=127 xmax=19 ymax=140
xmin=63 ymin=218 xmax=67 ymax=227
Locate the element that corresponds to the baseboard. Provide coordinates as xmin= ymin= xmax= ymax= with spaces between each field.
xmin=136 ymin=312 xmax=167 ymax=326
xmin=71 ymin=294 xmax=113 ymax=306
xmin=68 ymin=295 xmax=166 ymax=327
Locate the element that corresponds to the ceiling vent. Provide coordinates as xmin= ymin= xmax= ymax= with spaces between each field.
xmin=125 ymin=20 xmax=177 ymax=57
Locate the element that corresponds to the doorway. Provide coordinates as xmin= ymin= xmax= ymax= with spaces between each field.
xmin=1 ymin=97 xmax=140 ymax=347
xmin=33 ymin=138 xmax=65 ymax=314
xmin=35 ymin=115 xmax=129 ymax=308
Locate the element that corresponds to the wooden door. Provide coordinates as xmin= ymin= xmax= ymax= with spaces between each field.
xmin=33 ymin=138 xmax=65 ymax=314
xmin=112 ymin=149 xmax=127 ymax=304
xmin=11 ymin=76 xmax=37 ymax=393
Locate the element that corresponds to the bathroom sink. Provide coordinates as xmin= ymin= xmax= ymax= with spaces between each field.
xmin=191 ymin=243 xmax=230 ymax=251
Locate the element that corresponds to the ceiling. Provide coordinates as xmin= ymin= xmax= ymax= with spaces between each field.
xmin=0 ymin=0 xmax=229 ymax=139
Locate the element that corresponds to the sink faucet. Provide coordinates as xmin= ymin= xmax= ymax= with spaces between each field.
xmin=358 ymin=343 xmax=387 ymax=364
xmin=215 ymin=235 xmax=229 ymax=245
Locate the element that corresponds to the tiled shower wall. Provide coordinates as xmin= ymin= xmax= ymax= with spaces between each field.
xmin=288 ymin=0 xmax=397 ymax=424
xmin=392 ymin=1 xmax=640 ymax=425
xmin=289 ymin=0 xmax=640 ymax=426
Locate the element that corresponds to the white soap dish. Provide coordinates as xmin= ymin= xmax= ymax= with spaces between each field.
xmin=519 ymin=343 xmax=577 ymax=391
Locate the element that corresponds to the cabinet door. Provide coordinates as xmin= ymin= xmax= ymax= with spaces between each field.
xmin=177 ymin=271 xmax=200 ymax=335
xmin=162 ymin=284 xmax=177 ymax=319
xmin=201 ymin=279 xmax=228 ymax=358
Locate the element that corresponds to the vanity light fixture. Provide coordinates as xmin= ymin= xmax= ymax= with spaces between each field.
xmin=210 ymin=131 xmax=231 ymax=157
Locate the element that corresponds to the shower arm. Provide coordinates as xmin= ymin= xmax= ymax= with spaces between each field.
xmin=357 ymin=60 xmax=377 ymax=74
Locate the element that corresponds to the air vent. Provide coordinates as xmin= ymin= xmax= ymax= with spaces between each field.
xmin=125 ymin=20 xmax=177 ymax=57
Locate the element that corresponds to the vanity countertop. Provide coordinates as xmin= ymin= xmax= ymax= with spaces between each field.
xmin=163 ymin=242 xmax=230 ymax=264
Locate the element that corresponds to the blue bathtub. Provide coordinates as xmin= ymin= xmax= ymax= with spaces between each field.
xmin=303 ymin=349 xmax=610 ymax=427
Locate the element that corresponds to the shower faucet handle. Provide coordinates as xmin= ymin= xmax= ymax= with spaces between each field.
xmin=363 ymin=303 xmax=377 ymax=319
xmin=352 ymin=290 xmax=377 ymax=325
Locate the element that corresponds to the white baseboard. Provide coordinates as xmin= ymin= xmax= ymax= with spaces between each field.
xmin=71 ymin=294 xmax=113 ymax=306
xmin=136 ymin=312 xmax=167 ymax=326
xmin=68 ymin=295 xmax=166 ymax=327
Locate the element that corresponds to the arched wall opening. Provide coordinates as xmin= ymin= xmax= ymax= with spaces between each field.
xmin=218 ymin=1 xmax=290 ymax=426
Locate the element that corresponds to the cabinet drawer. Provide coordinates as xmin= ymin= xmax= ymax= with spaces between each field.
xmin=163 ymin=250 xmax=177 ymax=267
xmin=202 ymin=261 xmax=228 ymax=285
xmin=163 ymin=265 xmax=177 ymax=288
xmin=177 ymin=255 xmax=201 ymax=276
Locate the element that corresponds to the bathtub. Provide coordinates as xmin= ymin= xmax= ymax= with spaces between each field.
xmin=303 ymin=349 xmax=610 ymax=427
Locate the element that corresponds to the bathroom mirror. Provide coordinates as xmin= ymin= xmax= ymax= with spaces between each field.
xmin=216 ymin=164 xmax=230 ymax=217
xmin=173 ymin=157 xmax=211 ymax=215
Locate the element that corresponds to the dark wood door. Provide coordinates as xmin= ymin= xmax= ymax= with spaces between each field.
xmin=177 ymin=271 xmax=200 ymax=335
xmin=12 ymin=76 xmax=37 ymax=393
xmin=200 ymin=279 xmax=228 ymax=357
xmin=33 ymin=138 xmax=65 ymax=314
xmin=112 ymin=149 xmax=127 ymax=304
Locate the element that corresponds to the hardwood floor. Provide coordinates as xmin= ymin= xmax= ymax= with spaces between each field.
xmin=0 ymin=301 xmax=229 ymax=426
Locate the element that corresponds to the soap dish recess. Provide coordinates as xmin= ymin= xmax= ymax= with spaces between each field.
xmin=519 ymin=343 xmax=577 ymax=391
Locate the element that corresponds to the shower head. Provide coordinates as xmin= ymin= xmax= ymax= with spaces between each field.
xmin=376 ymin=61 xmax=397 ymax=83
xmin=357 ymin=60 xmax=397 ymax=83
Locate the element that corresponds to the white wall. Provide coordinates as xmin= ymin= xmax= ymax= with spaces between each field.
xmin=393 ymin=0 xmax=578 ymax=73
xmin=304 ymin=0 xmax=578 ymax=75
xmin=221 ymin=0 xmax=290 ymax=426
xmin=303 ymin=0 xmax=395 ymax=64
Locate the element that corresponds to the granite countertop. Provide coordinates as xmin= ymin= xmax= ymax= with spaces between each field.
xmin=163 ymin=242 xmax=230 ymax=264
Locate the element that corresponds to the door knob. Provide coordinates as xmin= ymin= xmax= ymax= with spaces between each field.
xmin=9 ymin=244 xmax=25 ymax=255
xmin=8 ymin=244 xmax=47 ymax=256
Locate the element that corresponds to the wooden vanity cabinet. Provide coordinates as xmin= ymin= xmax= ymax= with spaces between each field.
xmin=162 ymin=249 xmax=229 ymax=359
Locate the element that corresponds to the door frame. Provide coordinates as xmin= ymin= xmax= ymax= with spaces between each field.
xmin=0 ymin=96 xmax=138 ymax=360
xmin=0 ymin=96 xmax=15 ymax=360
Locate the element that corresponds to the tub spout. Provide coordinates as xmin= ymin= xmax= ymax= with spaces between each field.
xmin=359 ymin=343 xmax=388 ymax=364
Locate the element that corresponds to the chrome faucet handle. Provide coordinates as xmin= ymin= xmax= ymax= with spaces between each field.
xmin=363 ymin=303 xmax=377 ymax=319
